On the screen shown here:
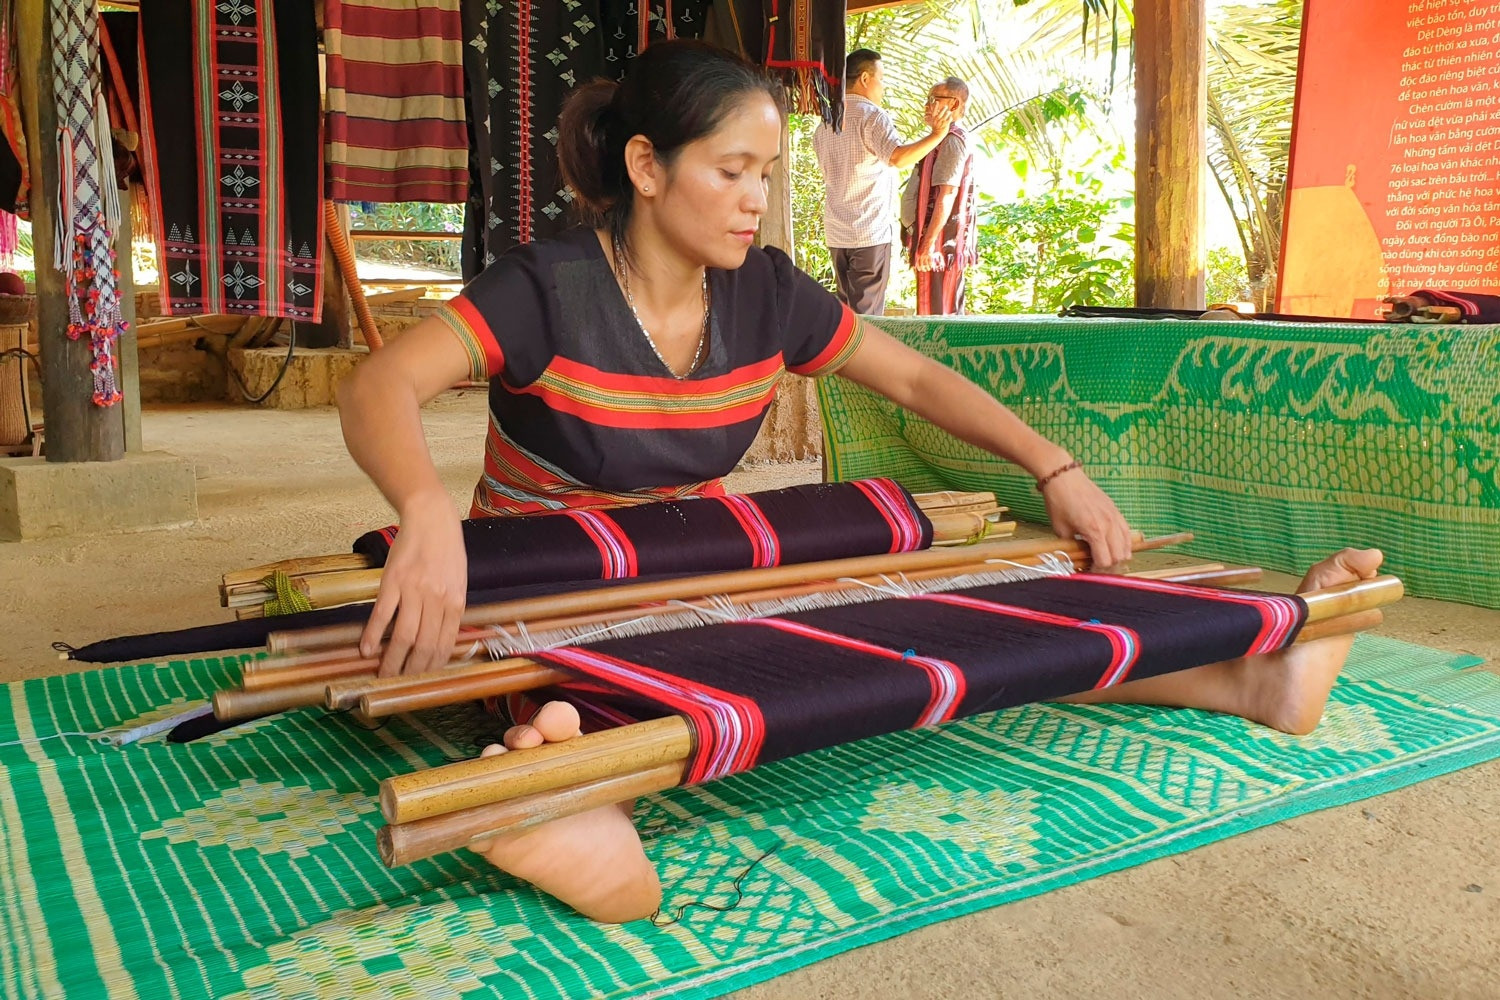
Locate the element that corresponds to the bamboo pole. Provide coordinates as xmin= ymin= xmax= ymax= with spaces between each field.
xmin=378 ymin=763 xmax=687 ymax=869
xmin=212 ymin=680 xmax=333 ymax=721
xmin=233 ymin=537 xmax=1209 ymax=721
xmin=376 ymin=573 xmax=1403 ymax=830
xmin=268 ymin=532 xmax=1163 ymax=654
xmin=381 ymin=716 xmax=692 ymax=824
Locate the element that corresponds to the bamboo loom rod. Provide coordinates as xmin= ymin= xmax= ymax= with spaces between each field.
xmin=207 ymin=563 xmax=1273 ymax=721
xmin=340 ymin=554 xmax=1242 ymax=719
xmin=242 ymin=536 xmax=1203 ymax=710
xmin=378 ymin=573 xmax=1404 ymax=827
xmin=267 ymin=531 xmax=1163 ymax=654
xmin=270 ymin=539 xmax=1223 ymax=704
xmin=378 ymin=763 xmax=688 ymax=870
xmin=248 ymin=560 xmax=1017 ymax=691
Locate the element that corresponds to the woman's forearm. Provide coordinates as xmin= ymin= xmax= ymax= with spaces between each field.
xmin=337 ymin=366 xmax=451 ymax=516
xmin=891 ymin=358 xmax=1072 ymax=480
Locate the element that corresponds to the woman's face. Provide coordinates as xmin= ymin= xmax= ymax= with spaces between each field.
xmin=649 ymin=92 xmax=783 ymax=271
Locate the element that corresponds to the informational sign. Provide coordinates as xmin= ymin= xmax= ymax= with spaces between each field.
xmin=1278 ymin=0 xmax=1500 ymax=318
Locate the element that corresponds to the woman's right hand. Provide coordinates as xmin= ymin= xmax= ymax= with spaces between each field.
xmin=359 ymin=490 xmax=469 ymax=676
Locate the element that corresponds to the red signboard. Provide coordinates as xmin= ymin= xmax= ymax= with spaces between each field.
xmin=1278 ymin=0 xmax=1500 ymax=317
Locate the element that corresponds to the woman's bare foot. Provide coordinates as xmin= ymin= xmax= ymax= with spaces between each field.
xmin=1062 ymin=548 xmax=1385 ymax=735
xmin=467 ymin=701 xmax=661 ymax=923
xmin=1235 ymin=547 xmax=1385 ymax=735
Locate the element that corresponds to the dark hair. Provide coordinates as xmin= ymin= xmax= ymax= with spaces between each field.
xmin=845 ymin=48 xmax=881 ymax=83
xmin=557 ymin=40 xmax=786 ymax=249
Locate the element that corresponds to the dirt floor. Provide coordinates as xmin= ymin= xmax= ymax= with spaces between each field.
xmin=2 ymin=395 xmax=1497 ymax=999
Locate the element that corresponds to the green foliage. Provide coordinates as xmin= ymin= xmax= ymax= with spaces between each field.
xmin=787 ymin=114 xmax=834 ymax=289
xmin=1206 ymin=246 xmax=1252 ymax=306
xmin=1206 ymin=0 xmax=1302 ymax=309
xmin=348 ymin=202 xmax=465 ymax=272
xmin=967 ymin=163 xmax=1134 ymax=314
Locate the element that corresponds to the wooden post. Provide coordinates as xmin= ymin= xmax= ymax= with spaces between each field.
xmin=759 ymin=126 xmax=794 ymax=255
xmin=1134 ymin=0 xmax=1207 ymax=310
xmin=117 ymin=185 xmax=141 ymax=452
xmin=16 ymin=0 xmax=125 ymax=462
xmin=302 ymin=203 xmax=351 ymax=349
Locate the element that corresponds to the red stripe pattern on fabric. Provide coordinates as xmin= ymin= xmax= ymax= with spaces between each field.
xmin=916 ymin=592 xmax=1141 ymax=689
xmin=1070 ymin=573 xmax=1303 ymax=655
xmin=323 ymin=0 xmax=467 ymax=203
xmin=718 ymin=493 xmax=780 ymax=567
xmin=563 ymin=509 xmax=639 ymax=579
xmin=745 ymin=618 xmax=966 ymax=728
xmin=850 ymin=477 xmax=930 ymax=552
xmin=532 ymin=646 xmax=765 ymax=784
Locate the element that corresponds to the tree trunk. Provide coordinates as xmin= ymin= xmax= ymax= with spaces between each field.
xmin=1134 ymin=0 xmax=1207 ymax=310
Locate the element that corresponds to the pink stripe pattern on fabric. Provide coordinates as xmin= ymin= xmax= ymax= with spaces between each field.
xmin=745 ymin=617 xmax=967 ymax=728
xmin=564 ymin=508 xmax=638 ymax=579
xmin=718 ymin=493 xmax=781 ymax=568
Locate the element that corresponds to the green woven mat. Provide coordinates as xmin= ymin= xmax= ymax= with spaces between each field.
xmin=818 ymin=315 xmax=1500 ymax=607
xmin=2 ymin=635 xmax=1497 ymax=999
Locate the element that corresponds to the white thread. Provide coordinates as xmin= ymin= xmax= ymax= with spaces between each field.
xmin=100 ymin=703 xmax=213 ymax=746
xmin=464 ymin=556 xmax=1080 ymax=660
xmin=0 ymin=701 xmax=214 ymax=750
xmin=0 ymin=731 xmax=105 ymax=749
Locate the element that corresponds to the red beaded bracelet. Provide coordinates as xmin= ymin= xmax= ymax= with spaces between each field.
xmin=1034 ymin=459 xmax=1082 ymax=492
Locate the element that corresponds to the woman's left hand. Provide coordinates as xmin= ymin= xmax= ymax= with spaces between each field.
xmin=1039 ymin=467 xmax=1133 ymax=569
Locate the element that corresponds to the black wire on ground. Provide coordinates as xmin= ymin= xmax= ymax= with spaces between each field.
xmin=225 ymin=323 xmax=296 ymax=405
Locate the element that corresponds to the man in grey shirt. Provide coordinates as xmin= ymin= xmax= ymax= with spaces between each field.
xmin=901 ymin=77 xmax=977 ymax=314
xmin=813 ymin=49 xmax=953 ymax=315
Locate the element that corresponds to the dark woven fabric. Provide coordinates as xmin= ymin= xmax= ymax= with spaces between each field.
xmin=354 ymin=478 xmax=933 ymax=591
xmin=462 ymin=1 xmax=710 ymax=272
xmin=762 ymin=0 xmax=846 ymax=128
xmin=532 ymin=575 xmax=1308 ymax=783
xmin=704 ymin=1 xmax=845 ymax=128
xmin=1413 ymin=288 xmax=1500 ymax=322
xmin=138 ymin=0 xmax=323 ymax=319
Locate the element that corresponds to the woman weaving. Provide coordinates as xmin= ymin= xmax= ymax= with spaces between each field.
xmin=337 ymin=41 xmax=1384 ymax=923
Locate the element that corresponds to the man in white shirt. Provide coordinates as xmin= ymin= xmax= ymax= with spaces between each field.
xmin=813 ymin=49 xmax=953 ymax=315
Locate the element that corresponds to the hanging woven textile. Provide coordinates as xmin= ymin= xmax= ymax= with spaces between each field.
xmin=463 ymin=1 xmax=710 ymax=271
xmin=704 ymin=0 xmax=846 ymax=128
xmin=0 ymin=0 xmax=25 ymax=238
xmin=354 ymin=478 xmax=932 ymax=593
xmin=531 ymin=574 xmax=1308 ymax=783
xmin=137 ymin=0 xmax=323 ymax=320
xmin=324 ymin=0 xmax=468 ymax=204
xmin=48 ymin=0 xmax=125 ymax=405
xmin=763 ymin=0 xmax=846 ymax=128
